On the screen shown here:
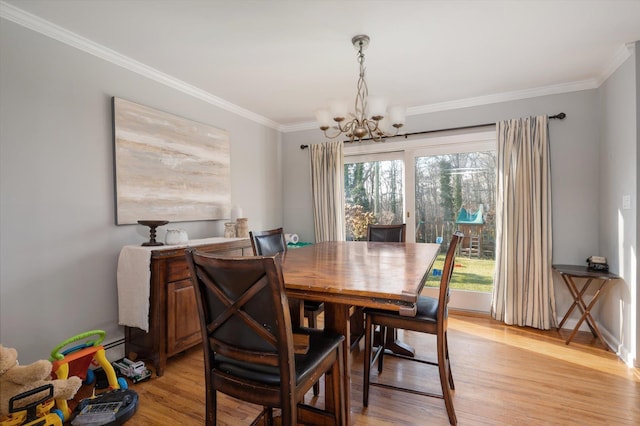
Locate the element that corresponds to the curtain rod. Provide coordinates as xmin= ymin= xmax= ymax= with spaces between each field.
xmin=300 ymin=112 xmax=566 ymax=149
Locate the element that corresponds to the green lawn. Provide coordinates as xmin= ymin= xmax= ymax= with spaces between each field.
xmin=425 ymin=254 xmax=495 ymax=292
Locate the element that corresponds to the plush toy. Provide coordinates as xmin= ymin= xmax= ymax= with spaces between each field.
xmin=0 ymin=344 xmax=82 ymax=418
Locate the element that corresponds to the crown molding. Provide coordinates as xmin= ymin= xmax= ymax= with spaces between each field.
xmin=0 ymin=1 xmax=282 ymax=131
xmin=280 ymin=79 xmax=598 ymax=133
xmin=408 ymin=79 xmax=599 ymax=116
xmin=2 ymin=1 xmax=634 ymax=135
xmin=597 ymin=42 xmax=635 ymax=85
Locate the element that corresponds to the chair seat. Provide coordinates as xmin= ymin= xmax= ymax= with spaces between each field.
xmin=365 ymin=295 xmax=438 ymax=323
xmin=215 ymin=328 xmax=344 ymax=386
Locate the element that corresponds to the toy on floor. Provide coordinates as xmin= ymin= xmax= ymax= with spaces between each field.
xmin=0 ymin=345 xmax=81 ymax=420
xmin=111 ymin=358 xmax=150 ymax=384
xmin=71 ymin=388 xmax=138 ymax=426
xmin=49 ymin=331 xmax=128 ymax=422
xmin=0 ymin=384 xmax=63 ymax=426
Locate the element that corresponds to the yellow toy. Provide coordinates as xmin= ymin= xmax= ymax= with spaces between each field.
xmin=49 ymin=330 xmax=127 ymax=421
xmin=1 ymin=384 xmax=62 ymax=426
xmin=0 ymin=344 xmax=81 ymax=422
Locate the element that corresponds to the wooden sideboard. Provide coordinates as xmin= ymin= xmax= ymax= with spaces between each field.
xmin=124 ymin=238 xmax=252 ymax=376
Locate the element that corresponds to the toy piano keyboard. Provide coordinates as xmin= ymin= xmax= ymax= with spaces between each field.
xmin=71 ymin=389 xmax=138 ymax=426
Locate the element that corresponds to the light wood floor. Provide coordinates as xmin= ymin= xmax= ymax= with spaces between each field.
xmin=121 ymin=314 xmax=639 ymax=425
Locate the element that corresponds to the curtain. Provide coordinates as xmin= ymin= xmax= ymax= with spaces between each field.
xmin=491 ymin=116 xmax=557 ymax=329
xmin=310 ymin=141 xmax=346 ymax=242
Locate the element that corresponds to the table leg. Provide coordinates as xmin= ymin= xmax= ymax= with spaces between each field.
xmin=558 ymin=277 xmax=593 ymax=329
xmin=288 ymin=298 xmax=303 ymax=329
xmin=353 ymin=309 xmax=415 ymax=357
xmin=565 ymin=280 xmax=609 ymax=349
xmin=383 ymin=327 xmax=415 ymax=357
xmin=324 ymin=303 xmax=350 ymax=426
xmin=559 ymin=275 xmax=610 ymax=350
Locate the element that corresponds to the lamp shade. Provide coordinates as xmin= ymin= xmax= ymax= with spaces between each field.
xmin=388 ymin=105 xmax=406 ymax=125
xmin=377 ymin=116 xmax=392 ymax=134
xmin=366 ymin=95 xmax=387 ymax=118
xmin=329 ymin=99 xmax=349 ymax=120
xmin=315 ymin=108 xmax=333 ymax=128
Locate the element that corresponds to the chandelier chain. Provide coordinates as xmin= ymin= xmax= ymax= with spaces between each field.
xmin=355 ymin=41 xmax=368 ymax=122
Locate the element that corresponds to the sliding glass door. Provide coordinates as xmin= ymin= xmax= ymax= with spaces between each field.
xmin=344 ymin=152 xmax=404 ymax=241
xmin=344 ymin=129 xmax=496 ymax=311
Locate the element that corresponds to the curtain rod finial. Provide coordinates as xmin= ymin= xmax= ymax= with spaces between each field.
xmin=300 ymin=144 xmax=309 ymax=150
xmin=550 ymin=112 xmax=566 ymax=120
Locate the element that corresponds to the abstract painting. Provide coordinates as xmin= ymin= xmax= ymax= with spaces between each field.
xmin=113 ymin=97 xmax=230 ymax=225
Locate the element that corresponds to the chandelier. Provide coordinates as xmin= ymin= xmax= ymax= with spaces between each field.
xmin=315 ymin=35 xmax=406 ymax=142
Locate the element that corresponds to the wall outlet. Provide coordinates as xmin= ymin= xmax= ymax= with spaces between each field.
xmin=622 ymin=195 xmax=631 ymax=210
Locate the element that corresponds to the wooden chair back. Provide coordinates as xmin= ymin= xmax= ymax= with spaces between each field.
xmin=438 ymin=231 xmax=464 ymax=325
xmin=250 ymin=227 xmax=288 ymax=256
xmin=186 ymin=249 xmax=345 ymax=425
xmin=367 ymin=224 xmax=407 ymax=242
xmin=186 ymin=250 xmax=296 ymax=422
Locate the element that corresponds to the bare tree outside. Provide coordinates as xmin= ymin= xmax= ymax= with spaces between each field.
xmin=415 ymin=151 xmax=496 ymax=252
xmin=344 ymin=159 xmax=403 ymax=240
xmin=417 ymin=151 xmax=497 ymax=293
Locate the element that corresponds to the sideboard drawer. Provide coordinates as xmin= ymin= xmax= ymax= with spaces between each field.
xmin=166 ymin=258 xmax=190 ymax=282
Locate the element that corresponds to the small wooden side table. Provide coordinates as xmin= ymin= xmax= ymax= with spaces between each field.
xmin=553 ymin=264 xmax=620 ymax=350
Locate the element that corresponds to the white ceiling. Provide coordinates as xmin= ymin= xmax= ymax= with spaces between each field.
xmin=2 ymin=0 xmax=640 ymax=131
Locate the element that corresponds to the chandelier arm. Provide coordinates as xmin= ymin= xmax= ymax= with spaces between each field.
xmin=364 ymin=118 xmax=378 ymax=130
xmin=322 ymin=126 xmax=343 ymax=140
xmin=367 ymin=118 xmax=401 ymax=141
xmin=338 ymin=118 xmax=355 ymax=134
xmin=363 ymin=119 xmax=383 ymax=142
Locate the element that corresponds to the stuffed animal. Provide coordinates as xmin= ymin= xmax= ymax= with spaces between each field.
xmin=0 ymin=344 xmax=82 ymax=418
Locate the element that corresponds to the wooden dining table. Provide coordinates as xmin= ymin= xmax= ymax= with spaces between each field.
xmin=281 ymin=240 xmax=440 ymax=425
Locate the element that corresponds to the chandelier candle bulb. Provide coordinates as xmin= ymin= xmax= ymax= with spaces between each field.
xmin=389 ymin=105 xmax=407 ymax=126
xmin=315 ymin=109 xmax=333 ymax=129
xmin=366 ymin=95 xmax=386 ymax=119
xmin=329 ymin=99 xmax=349 ymax=120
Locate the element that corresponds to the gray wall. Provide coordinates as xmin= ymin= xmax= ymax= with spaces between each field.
xmin=0 ymin=20 xmax=283 ymax=362
xmin=637 ymin=42 xmax=640 ymax=369
xmin=597 ymin=44 xmax=638 ymax=366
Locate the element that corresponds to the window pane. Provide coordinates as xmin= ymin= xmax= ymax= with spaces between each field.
xmin=344 ymin=160 xmax=404 ymax=241
xmin=415 ymin=151 xmax=496 ymax=292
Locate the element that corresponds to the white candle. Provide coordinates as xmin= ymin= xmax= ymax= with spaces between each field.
xmin=230 ymin=206 xmax=243 ymax=222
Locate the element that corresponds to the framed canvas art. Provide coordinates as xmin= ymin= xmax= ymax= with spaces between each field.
xmin=113 ymin=97 xmax=231 ymax=225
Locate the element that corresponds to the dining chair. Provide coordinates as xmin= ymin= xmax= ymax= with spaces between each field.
xmin=351 ymin=224 xmax=408 ymax=348
xmin=185 ymin=250 xmax=345 ymax=426
xmin=366 ymin=223 xmax=407 ymax=242
xmin=362 ymin=231 xmax=464 ymax=426
xmin=249 ymin=227 xmax=325 ymax=396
